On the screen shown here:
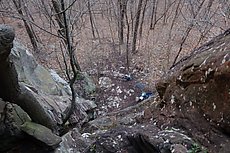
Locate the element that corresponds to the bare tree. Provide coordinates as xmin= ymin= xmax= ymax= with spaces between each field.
xmin=150 ymin=0 xmax=157 ymax=30
xmin=12 ymin=0 xmax=40 ymax=52
xmin=163 ymin=0 xmax=167 ymax=24
xmin=131 ymin=0 xmax=143 ymax=53
xmin=87 ymin=0 xmax=96 ymax=39
xmin=1 ymin=0 xmax=229 ymax=121
xmin=118 ymin=0 xmax=126 ymax=44
xmin=139 ymin=0 xmax=148 ymax=39
xmin=171 ymin=0 xmax=206 ymax=67
xmin=124 ymin=0 xmax=130 ymax=71
xmin=51 ymin=0 xmax=82 ymax=124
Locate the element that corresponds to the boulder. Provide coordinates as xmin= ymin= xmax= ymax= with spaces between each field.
xmin=0 ymin=99 xmax=31 ymax=152
xmin=50 ymin=69 xmax=72 ymax=96
xmin=10 ymin=42 xmax=71 ymax=96
xmin=21 ymin=121 xmax=62 ymax=148
xmin=73 ymin=72 xmax=96 ymax=98
xmin=55 ymin=128 xmax=92 ymax=153
xmin=68 ymin=97 xmax=97 ymax=126
xmin=156 ymin=29 xmax=230 ymax=152
xmin=81 ymin=72 xmax=96 ymax=96
xmin=7 ymin=42 xmax=75 ymax=126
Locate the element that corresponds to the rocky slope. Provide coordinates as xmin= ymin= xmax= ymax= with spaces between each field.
xmin=80 ymin=29 xmax=230 ymax=153
xmin=0 ymin=25 xmax=229 ymax=153
xmin=0 ymin=24 xmax=96 ymax=152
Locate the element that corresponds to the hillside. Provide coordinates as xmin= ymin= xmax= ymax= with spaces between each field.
xmin=0 ymin=0 xmax=230 ymax=153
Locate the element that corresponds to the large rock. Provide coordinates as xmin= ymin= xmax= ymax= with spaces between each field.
xmin=69 ymin=97 xmax=97 ymax=126
xmin=50 ymin=69 xmax=72 ymax=96
xmin=10 ymin=42 xmax=71 ymax=96
xmin=0 ymin=24 xmax=15 ymax=61
xmin=9 ymin=42 xmax=97 ymax=126
xmin=8 ymin=42 xmax=72 ymax=125
xmin=55 ymin=128 xmax=92 ymax=153
xmin=0 ymin=99 xmax=31 ymax=152
xmin=73 ymin=72 xmax=96 ymax=98
xmin=156 ymin=29 xmax=230 ymax=152
xmin=21 ymin=121 xmax=62 ymax=148
xmin=85 ymin=124 xmax=195 ymax=153
xmin=81 ymin=97 xmax=199 ymax=153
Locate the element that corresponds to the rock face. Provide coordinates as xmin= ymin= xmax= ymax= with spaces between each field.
xmin=84 ymin=124 xmax=195 ymax=153
xmin=156 ymin=29 xmax=230 ymax=152
xmin=81 ymin=98 xmax=200 ymax=153
xmin=69 ymin=97 xmax=97 ymax=126
xmin=11 ymin=43 xmax=70 ymax=96
xmin=10 ymin=42 xmax=71 ymax=125
xmin=0 ymin=25 xmax=97 ymax=152
xmin=9 ymin=41 xmax=97 ymax=126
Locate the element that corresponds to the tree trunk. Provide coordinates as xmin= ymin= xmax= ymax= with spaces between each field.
xmin=124 ymin=0 xmax=130 ymax=71
xmin=150 ymin=0 xmax=156 ymax=30
xmin=171 ymin=0 xmax=206 ymax=67
xmin=131 ymin=0 xmax=143 ymax=53
xmin=51 ymin=0 xmax=65 ymax=38
xmin=88 ymin=0 xmax=96 ymax=39
xmin=12 ymin=0 xmax=39 ymax=53
xmin=0 ymin=25 xmax=56 ymax=131
xmin=139 ymin=0 xmax=147 ymax=39
xmin=163 ymin=0 xmax=167 ymax=24
xmin=118 ymin=0 xmax=125 ymax=44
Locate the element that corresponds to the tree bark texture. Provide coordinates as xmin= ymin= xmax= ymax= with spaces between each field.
xmin=118 ymin=0 xmax=125 ymax=44
xmin=88 ymin=0 xmax=96 ymax=39
xmin=0 ymin=24 xmax=56 ymax=131
xmin=131 ymin=0 xmax=143 ymax=53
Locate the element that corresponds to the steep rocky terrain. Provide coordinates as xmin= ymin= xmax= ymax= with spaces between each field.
xmin=0 ymin=25 xmax=96 ymax=152
xmin=80 ymin=29 xmax=230 ymax=153
xmin=155 ymin=29 xmax=230 ymax=153
xmin=0 ymin=25 xmax=230 ymax=153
